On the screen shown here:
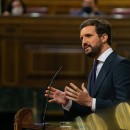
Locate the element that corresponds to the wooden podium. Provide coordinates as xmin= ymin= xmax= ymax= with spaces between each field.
xmin=14 ymin=108 xmax=42 ymax=130
xmin=14 ymin=108 xmax=69 ymax=130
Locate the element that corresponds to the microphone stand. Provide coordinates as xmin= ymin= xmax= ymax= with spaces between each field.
xmin=41 ymin=67 xmax=62 ymax=130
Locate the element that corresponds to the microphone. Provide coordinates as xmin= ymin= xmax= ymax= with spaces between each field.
xmin=41 ymin=66 xmax=63 ymax=130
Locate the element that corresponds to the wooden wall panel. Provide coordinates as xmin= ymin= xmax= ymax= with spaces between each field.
xmin=24 ymin=0 xmax=80 ymax=14
xmin=23 ymin=0 xmax=130 ymax=14
xmin=4 ymin=0 xmax=130 ymax=14
xmin=0 ymin=16 xmax=130 ymax=88
xmin=99 ymin=0 xmax=130 ymax=14
xmin=23 ymin=45 xmax=85 ymax=77
xmin=22 ymin=44 xmax=87 ymax=87
xmin=1 ymin=39 xmax=19 ymax=86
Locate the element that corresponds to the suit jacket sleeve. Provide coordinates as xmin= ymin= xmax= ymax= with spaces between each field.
xmin=64 ymin=101 xmax=92 ymax=120
xmin=96 ymin=59 xmax=130 ymax=110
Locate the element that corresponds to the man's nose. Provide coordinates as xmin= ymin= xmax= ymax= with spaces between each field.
xmin=82 ymin=38 xmax=87 ymax=47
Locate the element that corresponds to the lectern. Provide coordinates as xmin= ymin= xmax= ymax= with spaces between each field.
xmin=14 ymin=108 xmax=42 ymax=130
xmin=14 ymin=108 xmax=72 ymax=130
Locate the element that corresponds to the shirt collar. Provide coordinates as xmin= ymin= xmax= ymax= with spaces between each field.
xmin=97 ymin=48 xmax=113 ymax=62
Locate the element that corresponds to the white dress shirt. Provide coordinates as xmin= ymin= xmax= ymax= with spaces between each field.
xmin=63 ymin=48 xmax=113 ymax=112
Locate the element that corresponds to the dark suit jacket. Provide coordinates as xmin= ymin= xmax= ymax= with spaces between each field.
xmin=64 ymin=52 xmax=130 ymax=120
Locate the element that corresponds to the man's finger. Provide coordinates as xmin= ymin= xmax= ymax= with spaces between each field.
xmin=48 ymin=86 xmax=56 ymax=92
xmin=66 ymin=96 xmax=77 ymax=102
xmin=65 ymin=86 xmax=77 ymax=95
xmin=81 ymin=83 xmax=87 ymax=92
xmin=45 ymin=93 xmax=53 ymax=98
xmin=69 ymin=83 xmax=81 ymax=92
xmin=48 ymin=99 xmax=56 ymax=103
xmin=65 ymin=89 xmax=78 ymax=99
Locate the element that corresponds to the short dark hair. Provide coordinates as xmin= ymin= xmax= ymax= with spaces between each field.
xmin=80 ymin=18 xmax=112 ymax=45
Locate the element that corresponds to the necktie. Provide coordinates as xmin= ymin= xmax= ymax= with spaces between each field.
xmin=90 ymin=60 xmax=99 ymax=94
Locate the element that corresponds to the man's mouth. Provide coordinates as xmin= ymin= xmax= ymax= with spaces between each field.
xmin=84 ymin=46 xmax=91 ymax=52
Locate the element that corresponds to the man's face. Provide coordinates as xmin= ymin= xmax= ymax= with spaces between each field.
xmin=80 ymin=25 xmax=103 ymax=58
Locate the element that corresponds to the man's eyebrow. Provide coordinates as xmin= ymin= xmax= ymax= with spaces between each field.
xmin=85 ymin=33 xmax=93 ymax=36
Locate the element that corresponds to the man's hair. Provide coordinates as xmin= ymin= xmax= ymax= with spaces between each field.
xmin=80 ymin=18 xmax=112 ymax=45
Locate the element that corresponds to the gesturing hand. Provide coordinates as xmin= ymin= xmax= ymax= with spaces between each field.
xmin=45 ymin=86 xmax=69 ymax=106
xmin=65 ymin=83 xmax=92 ymax=107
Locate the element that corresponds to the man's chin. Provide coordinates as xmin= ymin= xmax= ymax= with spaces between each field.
xmin=85 ymin=50 xmax=91 ymax=55
xmin=85 ymin=51 xmax=95 ymax=58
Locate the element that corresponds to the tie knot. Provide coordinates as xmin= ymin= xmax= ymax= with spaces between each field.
xmin=93 ymin=60 xmax=99 ymax=67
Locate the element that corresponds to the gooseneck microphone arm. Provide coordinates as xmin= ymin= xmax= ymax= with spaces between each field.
xmin=41 ymin=66 xmax=63 ymax=130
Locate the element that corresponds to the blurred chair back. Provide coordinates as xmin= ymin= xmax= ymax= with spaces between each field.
xmin=111 ymin=8 xmax=130 ymax=15
xmin=14 ymin=108 xmax=41 ymax=130
xmin=27 ymin=7 xmax=48 ymax=16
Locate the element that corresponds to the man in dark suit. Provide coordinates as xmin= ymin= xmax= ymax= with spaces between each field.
xmin=45 ymin=18 xmax=130 ymax=120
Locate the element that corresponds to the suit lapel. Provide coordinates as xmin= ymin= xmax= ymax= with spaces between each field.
xmin=91 ymin=52 xmax=117 ymax=97
xmin=87 ymin=71 xmax=92 ymax=92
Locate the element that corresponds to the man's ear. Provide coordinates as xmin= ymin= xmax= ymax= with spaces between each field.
xmin=101 ymin=33 xmax=108 ymax=43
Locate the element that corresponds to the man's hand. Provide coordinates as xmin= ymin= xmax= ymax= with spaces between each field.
xmin=45 ymin=86 xmax=69 ymax=106
xmin=65 ymin=83 xmax=93 ymax=107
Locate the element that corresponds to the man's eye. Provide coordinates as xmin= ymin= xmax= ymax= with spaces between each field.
xmin=80 ymin=37 xmax=83 ymax=41
xmin=85 ymin=34 xmax=92 ymax=37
